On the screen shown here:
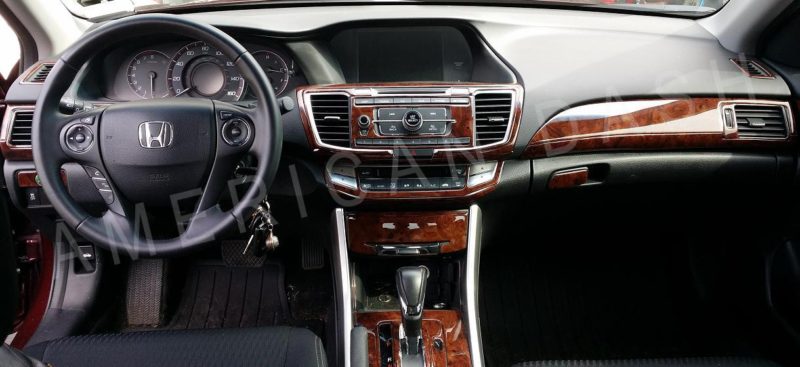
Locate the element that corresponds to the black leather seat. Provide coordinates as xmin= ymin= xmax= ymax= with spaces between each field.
xmin=23 ymin=326 xmax=326 ymax=367
xmin=511 ymin=357 xmax=782 ymax=367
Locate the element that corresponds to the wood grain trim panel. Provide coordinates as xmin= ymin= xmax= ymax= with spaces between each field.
xmin=297 ymin=83 xmax=523 ymax=162
xmin=327 ymin=162 xmax=502 ymax=202
xmin=0 ymin=105 xmax=34 ymax=161
xmin=356 ymin=310 xmax=471 ymax=367
xmin=524 ymin=99 xmax=796 ymax=158
xmin=548 ymin=168 xmax=589 ymax=190
xmin=346 ymin=210 xmax=469 ymax=255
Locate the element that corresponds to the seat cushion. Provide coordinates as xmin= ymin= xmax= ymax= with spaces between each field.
xmin=512 ymin=357 xmax=782 ymax=367
xmin=24 ymin=326 xmax=326 ymax=367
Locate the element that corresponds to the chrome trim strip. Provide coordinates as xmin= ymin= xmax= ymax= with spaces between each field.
xmin=332 ymin=208 xmax=353 ymax=367
xmin=465 ymin=204 xmax=484 ymax=367
xmin=1 ymin=106 xmax=36 ymax=148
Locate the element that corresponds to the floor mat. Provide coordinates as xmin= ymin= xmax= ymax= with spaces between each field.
xmin=479 ymin=235 xmax=748 ymax=367
xmin=168 ymin=263 xmax=289 ymax=329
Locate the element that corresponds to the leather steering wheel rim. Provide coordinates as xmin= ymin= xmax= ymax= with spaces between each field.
xmin=32 ymin=14 xmax=282 ymax=257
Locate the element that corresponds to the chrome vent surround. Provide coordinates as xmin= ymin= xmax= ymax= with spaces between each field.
xmin=23 ymin=63 xmax=54 ymax=83
xmin=730 ymin=58 xmax=774 ymax=79
xmin=309 ymin=94 xmax=351 ymax=148
xmin=474 ymin=92 xmax=513 ymax=146
xmin=733 ymin=104 xmax=789 ymax=139
xmin=8 ymin=109 xmax=34 ymax=146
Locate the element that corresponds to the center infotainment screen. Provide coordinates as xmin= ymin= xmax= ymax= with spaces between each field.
xmin=331 ymin=26 xmax=474 ymax=83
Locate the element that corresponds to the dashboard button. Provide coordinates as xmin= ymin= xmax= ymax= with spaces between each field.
xmin=355 ymin=98 xmax=374 ymax=105
xmin=378 ymin=121 xmax=404 ymax=135
xmin=450 ymin=97 xmax=470 ymax=104
xmin=411 ymin=98 xmax=431 ymax=104
xmin=374 ymin=98 xmax=394 ymax=104
xmin=378 ymin=108 xmax=407 ymax=120
xmin=431 ymin=97 xmax=450 ymax=104
xmin=393 ymin=98 xmax=412 ymax=104
xmin=418 ymin=108 xmax=447 ymax=120
xmin=421 ymin=121 xmax=447 ymax=135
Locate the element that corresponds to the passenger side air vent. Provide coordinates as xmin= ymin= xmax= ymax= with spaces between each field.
xmin=734 ymin=104 xmax=788 ymax=139
xmin=24 ymin=63 xmax=54 ymax=83
xmin=8 ymin=110 xmax=34 ymax=146
xmin=310 ymin=94 xmax=351 ymax=148
xmin=474 ymin=92 xmax=513 ymax=146
xmin=730 ymin=58 xmax=773 ymax=79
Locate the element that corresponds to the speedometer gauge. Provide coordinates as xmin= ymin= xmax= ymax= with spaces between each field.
xmin=167 ymin=41 xmax=245 ymax=101
xmin=252 ymin=50 xmax=290 ymax=95
xmin=127 ymin=50 xmax=170 ymax=99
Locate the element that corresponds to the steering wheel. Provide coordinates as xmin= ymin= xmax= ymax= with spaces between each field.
xmin=32 ymin=14 xmax=282 ymax=257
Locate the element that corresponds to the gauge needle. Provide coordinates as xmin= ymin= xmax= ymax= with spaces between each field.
xmin=175 ymin=85 xmax=194 ymax=97
xmin=265 ymin=68 xmax=283 ymax=73
xmin=149 ymin=71 xmax=156 ymax=98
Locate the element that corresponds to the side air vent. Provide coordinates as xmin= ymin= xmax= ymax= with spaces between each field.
xmin=310 ymin=94 xmax=351 ymax=148
xmin=474 ymin=92 xmax=513 ymax=146
xmin=734 ymin=104 xmax=788 ymax=139
xmin=24 ymin=63 xmax=54 ymax=83
xmin=8 ymin=110 xmax=34 ymax=146
xmin=731 ymin=58 xmax=773 ymax=79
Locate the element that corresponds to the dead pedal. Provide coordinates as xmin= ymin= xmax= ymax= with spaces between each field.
xmin=301 ymin=236 xmax=324 ymax=270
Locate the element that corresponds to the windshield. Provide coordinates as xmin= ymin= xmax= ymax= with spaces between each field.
xmin=64 ymin=0 xmax=730 ymax=20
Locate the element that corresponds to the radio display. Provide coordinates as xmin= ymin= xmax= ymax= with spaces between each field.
xmin=331 ymin=26 xmax=473 ymax=83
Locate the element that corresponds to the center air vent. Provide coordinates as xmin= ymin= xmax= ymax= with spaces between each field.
xmin=8 ymin=110 xmax=34 ymax=146
xmin=474 ymin=92 xmax=513 ymax=146
xmin=310 ymin=94 xmax=351 ymax=148
xmin=24 ymin=63 xmax=54 ymax=83
xmin=734 ymin=104 xmax=788 ymax=139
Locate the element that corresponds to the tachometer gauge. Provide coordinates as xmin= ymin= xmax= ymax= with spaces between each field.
xmin=167 ymin=41 xmax=245 ymax=101
xmin=127 ymin=50 xmax=170 ymax=99
xmin=252 ymin=50 xmax=290 ymax=95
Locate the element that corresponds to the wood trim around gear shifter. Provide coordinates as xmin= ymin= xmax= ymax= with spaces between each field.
xmin=356 ymin=310 xmax=471 ymax=367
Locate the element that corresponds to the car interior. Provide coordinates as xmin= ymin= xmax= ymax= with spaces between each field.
xmin=2 ymin=0 xmax=800 ymax=366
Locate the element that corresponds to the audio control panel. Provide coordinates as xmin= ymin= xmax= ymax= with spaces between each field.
xmin=297 ymin=84 xmax=523 ymax=160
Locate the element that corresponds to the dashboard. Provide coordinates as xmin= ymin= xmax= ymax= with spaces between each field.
xmin=96 ymin=37 xmax=305 ymax=102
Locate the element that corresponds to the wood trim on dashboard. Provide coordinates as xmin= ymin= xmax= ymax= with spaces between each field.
xmin=524 ymin=98 xmax=796 ymax=158
xmin=346 ymin=210 xmax=469 ymax=255
xmin=0 ymin=105 xmax=34 ymax=161
xmin=297 ymin=83 xmax=523 ymax=162
xmin=356 ymin=310 xmax=471 ymax=367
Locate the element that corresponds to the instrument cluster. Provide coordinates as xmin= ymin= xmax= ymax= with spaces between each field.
xmin=108 ymin=39 xmax=302 ymax=102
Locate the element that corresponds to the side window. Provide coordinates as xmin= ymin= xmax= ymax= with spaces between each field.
xmin=0 ymin=15 xmax=20 ymax=81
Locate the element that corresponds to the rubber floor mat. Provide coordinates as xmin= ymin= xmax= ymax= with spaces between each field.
xmin=480 ymin=238 xmax=748 ymax=367
xmin=169 ymin=263 xmax=289 ymax=329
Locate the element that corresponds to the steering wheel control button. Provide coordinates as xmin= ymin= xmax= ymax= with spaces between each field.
xmin=84 ymin=166 xmax=104 ymax=178
xmin=219 ymin=110 xmax=235 ymax=120
xmin=402 ymin=110 xmax=423 ymax=132
xmin=65 ymin=124 xmax=94 ymax=152
xmin=98 ymin=189 xmax=115 ymax=204
xmin=79 ymin=115 xmax=95 ymax=125
xmin=222 ymin=118 xmax=251 ymax=146
xmin=92 ymin=178 xmax=112 ymax=191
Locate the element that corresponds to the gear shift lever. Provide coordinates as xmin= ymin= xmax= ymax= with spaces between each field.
xmin=396 ymin=266 xmax=429 ymax=356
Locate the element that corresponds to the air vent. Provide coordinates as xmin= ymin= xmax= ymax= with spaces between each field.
xmin=474 ymin=92 xmax=513 ymax=146
xmin=310 ymin=94 xmax=351 ymax=148
xmin=734 ymin=104 xmax=788 ymax=139
xmin=731 ymin=58 xmax=773 ymax=79
xmin=8 ymin=110 xmax=34 ymax=146
xmin=24 ymin=63 xmax=54 ymax=83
